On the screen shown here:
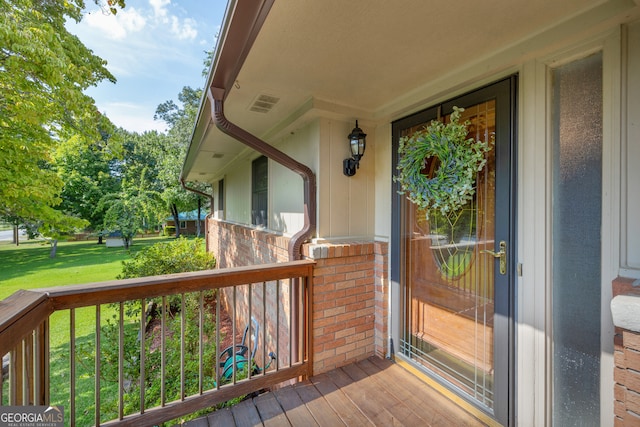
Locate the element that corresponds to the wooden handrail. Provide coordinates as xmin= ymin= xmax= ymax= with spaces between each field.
xmin=1 ymin=261 xmax=314 ymax=355
xmin=0 ymin=259 xmax=315 ymax=424
xmin=41 ymin=260 xmax=315 ymax=310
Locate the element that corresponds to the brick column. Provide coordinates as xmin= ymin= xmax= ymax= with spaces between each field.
xmin=303 ymin=241 xmax=388 ymax=374
xmin=612 ymin=277 xmax=640 ymax=426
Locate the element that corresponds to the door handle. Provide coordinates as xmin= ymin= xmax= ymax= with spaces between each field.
xmin=481 ymin=240 xmax=507 ymax=275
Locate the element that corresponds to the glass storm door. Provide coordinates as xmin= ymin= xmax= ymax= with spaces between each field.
xmin=392 ymin=77 xmax=516 ymax=425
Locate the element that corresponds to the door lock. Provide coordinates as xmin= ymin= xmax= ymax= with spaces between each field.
xmin=482 ymin=240 xmax=507 ymax=275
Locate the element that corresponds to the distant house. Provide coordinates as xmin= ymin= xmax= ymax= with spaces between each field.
xmin=164 ymin=210 xmax=207 ymax=236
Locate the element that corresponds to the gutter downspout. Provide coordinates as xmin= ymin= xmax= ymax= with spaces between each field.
xmin=207 ymin=87 xmax=317 ymax=261
xmin=180 ymin=179 xmax=214 ymax=247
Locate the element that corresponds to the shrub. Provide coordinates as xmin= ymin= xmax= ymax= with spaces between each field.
xmin=77 ymin=237 xmax=220 ymax=423
xmin=118 ymin=237 xmax=215 ymax=279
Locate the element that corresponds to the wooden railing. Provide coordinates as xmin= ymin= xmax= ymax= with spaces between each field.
xmin=0 ymin=260 xmax=314 ymax=426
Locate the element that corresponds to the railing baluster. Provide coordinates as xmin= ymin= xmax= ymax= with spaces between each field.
xmin=21 ymin=338 xmax=28 ymax=405
xmin=0 ymin=351 xmax=4 ymax=404
xmin=276 ymin=280 xmax=280 ymax=371
xmin=43 ymin=318 xmax=49 ymax=406
xmin=161 ymin=296 xmax=166 ymax=406
xmin=248 ymin=283 xmax=252 ymax=380
xmin=9 ymin=348 xmax=17 ymax=404
xmin=25 ymin=334 xmax=33 ymax=404
xmin=118 ymin=302 xmax=124 ymax=420
xmin=199 ymin=291 xmax=204 ymax=394
xmin=13 ymin=344 xmax=19 ymax=405
xmin=289 ymin=279 xmax=293 ymax=368
xmin=215 ymin=293 xmax=221 ymax=389
xmin=70 ymin=308 xmax=76 ymax=427
xmin=95 ymin=305 xmax=101 ymax=426
xmin=231 ymin=286 xmax=236 ymax=384
xmin=299 ymin=277 xmax=303 ymax=366
xmin=262 ymin=281 xmax=267 ymax=373
xmin=140 ymin=298 xmax=146 ymax=414
xmin=180 ymin=293 xmax=185 ymax=401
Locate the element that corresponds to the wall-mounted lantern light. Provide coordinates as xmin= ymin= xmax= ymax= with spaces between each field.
xmin=343 ymin=120 xmax=367 ymax=177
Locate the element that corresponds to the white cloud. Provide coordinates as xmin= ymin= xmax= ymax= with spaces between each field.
xmin=66 ymin=1 xmax=221 ymax=133
xmin=147 ymin=0 xmax=198 ymax=40
xmin=83 ymin=2 xmax=196 ymax=43
xmin=84 ymin=7 xmax=146 ymax=41
xmin=150 ymin=0 xmax=170 ymax=21
xmin=171 ymin=16 xmax=197 ymax=40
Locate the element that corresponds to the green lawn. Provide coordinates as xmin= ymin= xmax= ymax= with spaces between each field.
xmin=0 ymin=236 xmax=173 ymax=424
xmin=0 ymin=236 xmax=171 ymax=300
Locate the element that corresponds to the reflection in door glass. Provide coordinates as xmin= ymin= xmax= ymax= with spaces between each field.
xmin=400 ymin=101 xmax=496 ymax=408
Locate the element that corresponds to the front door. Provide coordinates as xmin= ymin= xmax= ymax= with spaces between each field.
xmin=391 ymin=77 xmax=517 ymax=425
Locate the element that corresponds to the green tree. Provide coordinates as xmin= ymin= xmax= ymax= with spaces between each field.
xmin=54 ymin=126 xmax=122 ymax=243
xmin=39 ymin=210 xmax=89 ymax=257
xmin=155 ymin=87 xmax=210 ymax=237
xmin=0 ymin=0 xmax=124 ymax=242
xmin=96 ymin=128 xmax=175 ymax=246
xmin=100 ymin=170 xmax=162 ymax=249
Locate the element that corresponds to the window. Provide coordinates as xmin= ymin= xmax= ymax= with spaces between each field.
xmin=252 ymin=156 xmax=268 ymax=227
xmin=218 ymin=179 xmax=224 ymax=212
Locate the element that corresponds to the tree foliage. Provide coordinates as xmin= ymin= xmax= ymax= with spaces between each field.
xmin=0 ymin=0 xmax=122 ymax=239
xmin=1 ymin=0 xmax=212 ymax=249
xmin=99 ymin=169 xmax=162 ymax=249
xmin=155 ymin=86 xmax=210 ymax=237
xmin=54 ymin=128 xmax=122 ymax=239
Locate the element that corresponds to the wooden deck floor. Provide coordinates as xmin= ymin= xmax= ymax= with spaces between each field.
xmin=184 ymin=357 xmax=489 ymax=427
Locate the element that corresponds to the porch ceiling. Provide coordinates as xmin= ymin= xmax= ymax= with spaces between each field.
xmin=184 ymin=0 xmax=606 ymax=182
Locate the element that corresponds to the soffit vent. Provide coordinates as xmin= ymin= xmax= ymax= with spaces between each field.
xmin=249 ymin=94 xmax=280 ymax=113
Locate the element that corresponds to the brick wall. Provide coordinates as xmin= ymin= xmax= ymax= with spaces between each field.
xmin=206 ymin=219 xmax=291 ymax=367
xmin=302 ymin=241 xmax=388 ymax=374
xmin=206 ymin=218 xmax=389 ymax=376
xmin=206 ymin=218 xmax=290 ymax=267
xmin=612 ymin=277 xmax=640 ymax=426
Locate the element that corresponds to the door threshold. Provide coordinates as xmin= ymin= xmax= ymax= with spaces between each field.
xmin=395 ymin=357 xmax=502 ymax=427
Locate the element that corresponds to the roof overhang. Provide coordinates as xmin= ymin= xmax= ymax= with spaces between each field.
xmin=183 ymin=0 xmax=636 ymax=183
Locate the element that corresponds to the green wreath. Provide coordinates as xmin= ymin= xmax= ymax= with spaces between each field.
xmin=394 ymin=107 xmax=491 ymax=217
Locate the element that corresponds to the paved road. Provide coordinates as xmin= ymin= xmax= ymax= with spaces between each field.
xmin=0 ymin=229 xmax=26 ymax=242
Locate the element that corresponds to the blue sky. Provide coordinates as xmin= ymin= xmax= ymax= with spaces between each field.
xmin=67 ymin=0 xmax=227 ymax=133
